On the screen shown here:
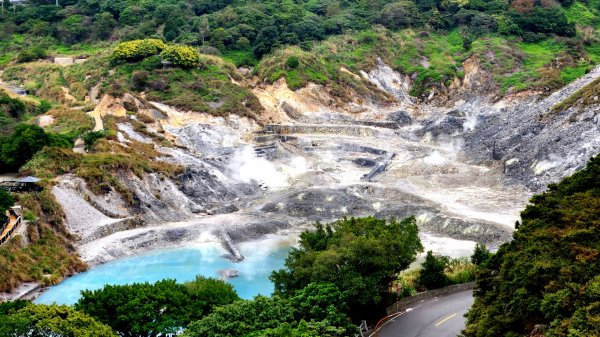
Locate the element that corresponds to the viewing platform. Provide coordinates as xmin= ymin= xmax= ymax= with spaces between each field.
xmin=0 ymin=176 xmax=42 ymax=192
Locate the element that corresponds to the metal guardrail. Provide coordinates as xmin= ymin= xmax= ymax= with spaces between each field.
xmin=355 ymin=320 xmax=369 ymax=337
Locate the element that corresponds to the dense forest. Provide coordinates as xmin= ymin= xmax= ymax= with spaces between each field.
xmin=463 ymin=155 xmax=600 ymax=337
xmin=0 ymin=0 xmax=590 ymax=65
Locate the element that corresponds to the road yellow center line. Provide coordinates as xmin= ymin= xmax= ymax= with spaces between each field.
xmin=435 ymin=313 xmax=457 ymax=327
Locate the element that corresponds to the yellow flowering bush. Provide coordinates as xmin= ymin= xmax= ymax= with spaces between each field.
xmin=112 ymin=39 xmax=166 ymax=61
xmin=160 ymin=45 xmax=201 ymax=68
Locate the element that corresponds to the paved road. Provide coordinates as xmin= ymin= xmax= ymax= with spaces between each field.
xmin=377 ymin=290 xmax=474 ymax=337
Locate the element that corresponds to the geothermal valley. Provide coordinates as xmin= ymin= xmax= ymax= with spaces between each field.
xmin=47 ymin=60 xmax=600 ymax=273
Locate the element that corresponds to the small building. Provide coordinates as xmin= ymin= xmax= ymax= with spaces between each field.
xmin=0 ymin=176 xmax=42 ymax=192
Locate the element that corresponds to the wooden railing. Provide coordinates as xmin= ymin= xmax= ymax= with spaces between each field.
xmin=0 ymin=210 xmax=22 ymax=246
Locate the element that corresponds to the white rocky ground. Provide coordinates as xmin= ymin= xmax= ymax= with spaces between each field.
xmin=49 ymin=61 xmax=599 ymax=268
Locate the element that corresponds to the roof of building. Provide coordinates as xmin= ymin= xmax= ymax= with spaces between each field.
xmin=18 ymin=176 xmax=41 ymax=183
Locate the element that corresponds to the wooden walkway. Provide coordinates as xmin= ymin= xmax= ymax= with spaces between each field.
xmin=0 ymin=212 xmax=21 ymax=246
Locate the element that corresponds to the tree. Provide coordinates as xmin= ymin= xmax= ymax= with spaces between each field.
xmin=470 ymin=243 xmax=490 ymax=266
xmin=0 ymin=189 xmax=15 ymax=222
xmin=289 ymin=282 xmax=355 ymax=332
xmin=92 ymin=12 xmax=116 ymax=39
xmin=163 ymin=14 xmax=184 ymax=41
xmin=57 ymin=15 xmax=87 ymax=43
xmin=253 ymin=25 xmax=279 ymax=58
xmin=76 ymin=280 xmax=194 ymax=336
xmin=209 ymin=27 xmax=232 ymax=50
xmin=183 ymin=284 xmax=355 ymax=337
xmin=183 ymin=296 xmax=295 ymax=337
xmin=463 ymin=155 xmax=600 ymax=337
xmin=2 ymin=304 xmax=117 ymax=337
xmin=184 ymin=275 xmax=240 ymax=317
xmin=378 ymin=1 xmax=423 ymax=29
xmin=76 ymin=277 xmax=238 ymax=337
xmin=417 ymin=251 xmax=449 ymax=290
xmin=511 ymin=7 xmax=576 ymax=37
xmin=271 ymin=217 xmax=423 ymax=321
xmin=0 ymin=124 xmax=50 ymax=173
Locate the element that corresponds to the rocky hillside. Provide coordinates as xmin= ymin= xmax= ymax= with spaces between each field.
xmin=0 ymin=1 xmax=599 ymax=297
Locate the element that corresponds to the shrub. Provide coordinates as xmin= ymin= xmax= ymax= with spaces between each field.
xmin=112 ymin=39 xmax=166 ymax=62
xmin=0 ymin=124 xmax=50 ymax=173
xmin=417 ymin=251 xmax=449 ymax=290
xmin=17 ymin=46 xmax=48 ymax=63
xmin=160 ymin=45 xmax=201 ymax=68
xmin=139 ymin=55 xmax=163 ymax=71
xmin=286 ymin=56 xmax=299 ymax=69
xmin=130 ymin=70 xmax=149 ymax=90
xmin=83 ymin=131 xmax=107 ymax=151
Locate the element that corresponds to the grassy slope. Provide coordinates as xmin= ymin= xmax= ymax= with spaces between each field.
xmin=0 ymin=188 xmax=87 ymax=292
xmin=258 ymin=22 xmax=600 ymax=98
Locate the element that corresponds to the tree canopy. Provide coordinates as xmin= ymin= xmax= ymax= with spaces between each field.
xmin=183 ymin=283 xmax=355 ymax=337
xmin=417 ymin=250 xmax=450 ymax=290
xmin=463 ymin=154 xmax=600 ymax=337
xmin=0 ymin=0 xmax=582 ymax=64
xmin=75 ymin=277 xmax=239 ymax=337
xmin=271 ymin=216 xmax=423 ymax=321
xmin=0 ymin=303 xmax=117 ymax=337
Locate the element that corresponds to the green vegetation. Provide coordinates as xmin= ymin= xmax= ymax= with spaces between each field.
xmin=0 ymin=0 xmax=580 ymax=61
xmin=0 ymin=189 xmax=15 ymax=224
xmin=0 ymin=224 xmax=87 ymax=292
xmin=0 ymin=91 xmax=50 ymax=134
xmin=417 ymin=251 xmax=451 ymax=290
xmin=394 ymin=255 xmax=476 ymax=297
xmin=463 ymin=154 xmax=600 ymax=337
xmin=111 ymin=39 xmax=166 ymax=62
xmin=552 ymin=76 xmax=600 ymax=113
xmin=160 ymin=45 xmax=202 ymax=68
xmin=23 ymin=139 xmax=182 ymax=202
xmin=0 ymin=303 xmax=116 ymax=337
xmin=0 ymin=189 xmax=15 ymax=216
xmin=0 ymin=124 xmax=73 ymax=173
xmin=0 ymin=0 xmax=597 ymax=99
xmin=184 ymin=283 xmax=355 ymax=337
xmin=271 ymin=216 xmax=423 ymax=321
xmin=75 ymin=276 xmax=239 ymax=337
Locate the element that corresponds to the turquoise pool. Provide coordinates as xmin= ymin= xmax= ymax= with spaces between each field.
xmin=35 ymin=239 xmax=293 ymax=305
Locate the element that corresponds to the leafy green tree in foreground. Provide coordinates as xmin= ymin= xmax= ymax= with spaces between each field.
xmin=75 ymin=277 xmax=238 ymax=337
xmin=463 ymin=154 xmax=600 ymax=337
xmin=271 ymin=216 xmax=423 ymax=321
xmin=0 ymin=303 xmax=116 ymax=337
xmin=417 ymin=250 xmax=449 ymax=290
xmin=184 ymin=282 xmax=355 ymax=337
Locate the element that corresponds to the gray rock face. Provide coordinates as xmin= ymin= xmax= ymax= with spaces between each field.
xmin=387 ymin=110 xmax=413 ymax=126
xmin=463 ymin=66 xmax=600 ymax=191
xmin=59 ymin=65 xmax=600 ymax=267
xmin=419 ymin=116 xmax=465 ymax=138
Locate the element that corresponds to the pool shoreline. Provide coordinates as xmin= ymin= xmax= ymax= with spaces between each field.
xmin=34 ymin=235 xmax=298 ymax=305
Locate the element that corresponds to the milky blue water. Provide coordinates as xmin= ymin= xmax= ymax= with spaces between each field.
xmin=35 ymin=240 xmax=292 ymax=305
